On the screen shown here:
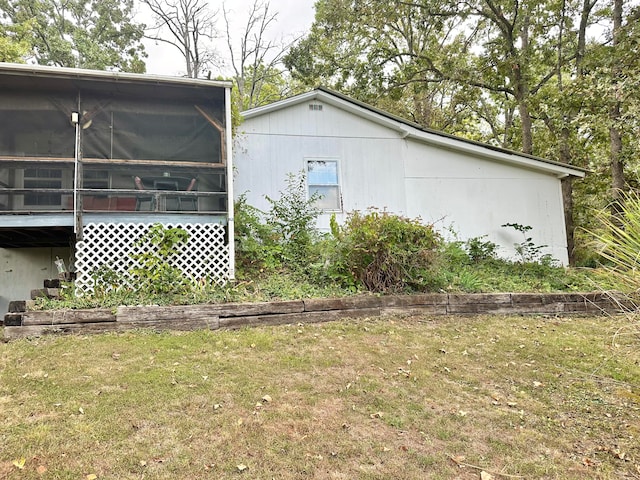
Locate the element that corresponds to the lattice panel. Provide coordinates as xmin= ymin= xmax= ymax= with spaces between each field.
xmin=75 ymin=222 xmax=229 ymax=295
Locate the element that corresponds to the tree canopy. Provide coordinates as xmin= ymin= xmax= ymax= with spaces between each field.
xmin=0 ymin=0 xmax=146 ymax=71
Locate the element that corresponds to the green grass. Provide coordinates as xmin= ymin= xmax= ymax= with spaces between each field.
xmin=1 ymin=313 xmax=639 ymax=479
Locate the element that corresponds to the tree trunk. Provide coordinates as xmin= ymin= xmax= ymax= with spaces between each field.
xmin=609 ymin=0 xmax=625 ymax=221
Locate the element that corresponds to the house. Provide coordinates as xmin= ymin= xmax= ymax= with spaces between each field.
xmin=234 ymin=88 xmax=585 ymax=264
xmin=0 ymin=63 xmax=235 ymax=315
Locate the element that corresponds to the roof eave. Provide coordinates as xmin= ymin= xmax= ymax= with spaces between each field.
xmin=0 ymin=62 xmax=232 ymax=89
xmin=241 ymin=88 xmax=587 ymax=179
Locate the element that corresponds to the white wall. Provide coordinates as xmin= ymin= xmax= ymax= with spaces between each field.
xmin=235 ymin=101 xmax=407 ymax=230
xmin=235 ymin=100 xmax=569 ymax=264
xmin=401 ymin=140 xmax=569 ymax=263
xmin=0 ymin=247 xmax=71 ymax=314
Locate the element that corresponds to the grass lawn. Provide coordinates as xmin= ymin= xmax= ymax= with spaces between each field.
xmin=1 ymin=313 xmax=639 ymax=479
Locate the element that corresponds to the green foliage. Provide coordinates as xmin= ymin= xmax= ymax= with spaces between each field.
xmin=501 ymin=223 xmax=552 ymax=264
xmin=234 ymin=193 xmax=281 ymax=274
xmin=0 ymin=18 xmax=33 ymax=62
xmin=265 ymin=172 xmax=322 ymax=272
xmin=331 ymin=210 xmax=445 ymax=293
xmin=130 ymin=224 xmax=191 ymax=295
xmin=465 ymin=236 xmax=498 ymax=263
xmin=0 ymin=0 xmax=146 ymax=71
xmin=589 ymin=190 xmax=640 ymax=290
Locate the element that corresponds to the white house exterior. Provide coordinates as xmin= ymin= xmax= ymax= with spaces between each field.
xmin=234 ymin=88 xmax=585 ymax=264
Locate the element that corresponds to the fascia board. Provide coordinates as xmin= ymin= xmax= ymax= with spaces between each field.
xmin=241 ymin=91 xmax=321 ymax=118
xmin=0 ymin=62 xmax=232 ymax=89
xmin=403 ymin=129 xmax=585 ymax=178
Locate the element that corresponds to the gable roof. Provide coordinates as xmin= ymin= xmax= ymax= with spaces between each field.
xmin=241 ymin=87 xmax=586 ymax=179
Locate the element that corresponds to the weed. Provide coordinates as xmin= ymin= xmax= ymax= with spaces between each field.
xmin=502 ymin=222 xmax=552 ymax=264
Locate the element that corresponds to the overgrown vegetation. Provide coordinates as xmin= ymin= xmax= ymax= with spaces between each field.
xmin=327 ymin=210 xmax=444 ymax=293
xmin=30 ymin=172 xmax=626 ymax=311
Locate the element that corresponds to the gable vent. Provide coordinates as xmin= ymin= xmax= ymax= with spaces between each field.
xmin=308 ymin=103 xmax=323 ymax=111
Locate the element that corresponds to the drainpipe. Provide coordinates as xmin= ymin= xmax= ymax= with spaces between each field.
xmin=225 ymin=86 xmax=235 ymax=281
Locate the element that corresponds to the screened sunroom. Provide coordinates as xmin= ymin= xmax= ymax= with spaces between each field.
xmin=0 ymin=63 xmax=234 ymax=306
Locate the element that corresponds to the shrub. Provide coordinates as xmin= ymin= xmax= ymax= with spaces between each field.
xmin=501 ymin=222 xmax=553 ymax=264
xmin=234 ymin=194 xmax=280 ymax=274
xmin=465 ymin=235 xmax=498 ymax=263
xmin=265 ymin=172 xmax=322 ymax=272
xmin=332 ymin=210 xmax=445 ymax=293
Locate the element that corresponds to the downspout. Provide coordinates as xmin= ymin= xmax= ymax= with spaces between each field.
xmin=225 ymin=86 xmax=235 ymax=281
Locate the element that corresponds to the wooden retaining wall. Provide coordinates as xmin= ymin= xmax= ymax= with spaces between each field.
xmin=2 ymin=292 xmax=635 ymax=341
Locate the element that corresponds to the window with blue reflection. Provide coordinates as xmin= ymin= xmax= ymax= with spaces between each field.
xmin=307 ymin=160 xmax=341 ymax=211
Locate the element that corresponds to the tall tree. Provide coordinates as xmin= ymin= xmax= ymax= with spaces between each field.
xmin=0 ymin=0 xmax=146 ymax=71
xmin=0 ymin=18 xmax=32 ymax=62
xmin=223 ymin=0 xmax=294 ymax=111
xmin=141 ymin=0 xmax=217 ymax=78
xmin=284 ymin=0 xmax=483 ymax=135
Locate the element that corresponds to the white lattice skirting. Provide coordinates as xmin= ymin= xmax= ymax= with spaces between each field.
xmin=75 ymin=222 xmax=229 ymax=295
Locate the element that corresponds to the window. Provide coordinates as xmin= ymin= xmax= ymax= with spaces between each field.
xmin=307 ymin=159 xmax=340 ymax=211
xmin=23 ymin=168 xmax=62 ymax=207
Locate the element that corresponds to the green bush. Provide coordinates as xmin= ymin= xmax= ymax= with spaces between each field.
xmin=234 ymin=193 xmax=280 ymax=274
xmin=465 ymin=235 xmax=498 ymax=263
xmin=265 ymin=172 xmax=322 ymax=271
xmin=331 ymin=210 xmax=445 ymax=293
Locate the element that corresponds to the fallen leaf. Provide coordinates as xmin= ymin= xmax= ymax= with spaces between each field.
xmin=237 ymin=464 xmax=248 ymax=472
xmin=86 ymin=474 xmax=98 ymax=480
xmin=533 ymin=381 xmax=543 ymax=388
xmin=236 ymin=418 xmax=243 ymax=426
xmin=12 ymin=457 xmax=26 ymax=469
xmin=262 ymin=394 xmax=272 ymax=403
xmin=37 ymin=465 xmax=47 ymax=475
xmin=213 ymin=403 xmax=222 ymax=410
xmin=79 ymin=407 xmax=85 ymax=414
xmin=370 ymin=412 xmax=384 ymax=419
xmin=480 ymin=471 xmax=494 ymax=480
xmin=613 ymin=450 xmax=626 ymax=460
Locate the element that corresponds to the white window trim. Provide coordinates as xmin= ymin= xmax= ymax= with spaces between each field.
xmin=305 ymin=157 xmax=342 ymax=212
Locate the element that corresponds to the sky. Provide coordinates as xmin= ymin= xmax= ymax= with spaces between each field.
xmin=140 ymin=0 xmax=317 ymax=77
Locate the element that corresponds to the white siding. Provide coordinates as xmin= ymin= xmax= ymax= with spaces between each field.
xmin=236 ymin=96 xmax=570 ymax=264
xmin=0 ymin=247 xmax=71 ymax=314
xmin=235 ymin=102 xmax=407 ymax=230
xmin=402 ymin=140 xmax=568 ymax=262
